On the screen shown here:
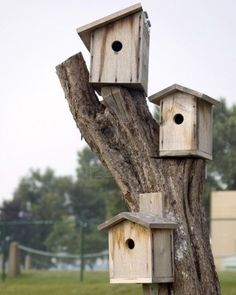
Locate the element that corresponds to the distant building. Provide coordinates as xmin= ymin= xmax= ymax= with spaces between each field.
xmin=211 ymin=191 xmax=236 ymax=270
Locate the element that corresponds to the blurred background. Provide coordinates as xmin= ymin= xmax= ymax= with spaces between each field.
xmin=0 ymin=0 xmax=236 ymax=294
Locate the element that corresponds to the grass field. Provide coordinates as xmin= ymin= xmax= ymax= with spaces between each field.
xmin=0 ymin=271 xmax=235 ymax=295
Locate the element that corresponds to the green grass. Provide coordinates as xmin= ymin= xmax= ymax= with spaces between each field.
xmin=219 ymin=272 xmax=236 ymax=295
xmin=0 ymin=271 xmax=141 ymax=295
xmin=0 ymin=271 xmax=235 ymax=295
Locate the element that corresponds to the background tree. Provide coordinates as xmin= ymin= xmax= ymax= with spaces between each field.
xmin=1 ymin=169 xmax=72 ymax=250
xmin=204 ymin=99 xmax=236 ymax=216
xmin=0 ymin=147 xmax=123 ymax=254
xmin=76 ymin=147 xmax=125 ymax=218
xmin=45 ymin=217 xmax=80 ymax=253
xmin=208 ymin=99 xmax=236 ymax=189
xmin=70 ymin=147 xmax=125 ymax=253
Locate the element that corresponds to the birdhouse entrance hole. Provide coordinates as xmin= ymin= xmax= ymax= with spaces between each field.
xmin=111 ymin=40 xmax=123 ymax=52
xmin=173 ymin=113 xmax=184 ymax=125
xmin=126 ymin=238 xmax=135 ymax=249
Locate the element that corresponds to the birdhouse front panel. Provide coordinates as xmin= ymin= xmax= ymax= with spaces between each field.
xmin=108 ymin=220 xmax=153 ymax=283
xmin=89 ymin=11 xmax=149 ymax=94
xmin=160 ymin=92 xmax=197 ymax=154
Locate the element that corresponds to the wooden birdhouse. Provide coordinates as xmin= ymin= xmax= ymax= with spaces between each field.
xmin=98 ymin=212 xmax=177 ymax=283
xmin=149 ymin=84 xmax=220 ymax=160
xmin=77 ymin=3 xmax=150 ymax=95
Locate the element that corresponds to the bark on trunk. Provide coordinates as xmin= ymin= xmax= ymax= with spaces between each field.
xmin=56 ymin=52 xmax=221 ymax=295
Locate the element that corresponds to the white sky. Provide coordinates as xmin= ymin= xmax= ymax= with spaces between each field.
xmin=1 ymin=0 xmax=236 ymax=204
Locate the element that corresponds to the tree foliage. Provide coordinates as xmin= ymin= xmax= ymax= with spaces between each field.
xmin=0 ymin=148 xmax=123 ymax=254
xmin=208 ymin=99 xmax=236 ymax=189
xmin=203 ymin=99 xmax=236 ymax=217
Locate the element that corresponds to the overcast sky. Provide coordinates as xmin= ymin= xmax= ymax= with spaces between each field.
xmin=1 ymin=0 xmax=236 ymax=204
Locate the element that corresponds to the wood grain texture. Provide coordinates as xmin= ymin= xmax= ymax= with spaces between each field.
xmin=56 ymin=53 xmax=221 ymax=295
xmin=159 ymin=150 xmax=212 ymax=160
xmin=160 ymin=93 xmax=197 ymax=151
xmin=77 ymin=3 xmax=143 ymax=51
xmin=109 ymin=220 xmax=152 ymax=283
xmin=101 ymin=193 xmax=175 ymax=285
xmin=139 ymin=192 xmax=174 ymax=288
xmin=98 ymin=211 xmax=177 ymax=231
xmin=101 ymin=86 xmax=133 ymax=123
xmin=152 ymin=229 xmax=173 ymax=280
xmin=90 ymin=13 xmax=140 ymax=83
xmin=159 ymin=92 xmax=214 ymax=160
xmin=139 ymin=13 xmax=150 ymax=94
xmin=139 ymin=192 xmax=164 ymax=216
xmin=149 ymin=84 xmax=219 ymax=106
xmin=198 ymin=100 xmax=213 ymax=155
xmin=90 ymin=11 xmax=149 ymax=94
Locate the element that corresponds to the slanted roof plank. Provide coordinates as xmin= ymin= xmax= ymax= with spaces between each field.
xmin=77 ymin=3 xmax=143 ymax=51
xmin=98 ymin=212 xmax=177 ymax=231
xmin=149 ymin=84 xmax=220 ymax=106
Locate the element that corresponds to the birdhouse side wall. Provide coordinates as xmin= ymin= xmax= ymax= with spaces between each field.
xmin=90 ymin=12 xmax=148 ymax=90
xmin=152 ymin=229 xmax=174 ymax=282
xmin=197 ymin=99 xmax=213 ymax=158
xmin=139 ymin=13 xmax=150 ymax=95
xmin=108 ymin=220 xmax=152 ymax=283
xmin=160 ymin=93 xmax=197 ymax=154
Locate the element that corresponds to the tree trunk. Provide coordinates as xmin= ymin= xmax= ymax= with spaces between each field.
xmin=56 ymin=52 xmax=221 ymax=295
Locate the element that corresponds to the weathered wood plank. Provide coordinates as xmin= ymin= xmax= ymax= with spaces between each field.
xmin=198 ymin=100 xmax=213 ymax=155
xmin=159 ymin=149 xmax=212 ymax=160
xmin=139 ymin=13 xmax=150 ymax=95
xmin=160 ymin=92 xmax=197 ymax=152
xmin=109 ymin=220 xmax=152 ymax=283
xmin=90 ymin=12 xmax=147 ymax=92
xmin=148 ymin=84 xmax=219 ymax=106
xmin=139 ymin=192 xmax=164 ymax=217
xmin=77 ymin=3 xmax=143 ymax=51
xmin=139 ymin=193 xmax=173 ymax=294
xmin=98 ymin=211 xmax=177 ymax=231
xmin=101 ymin=86 xmax=131 ymax=123
xmin=153 ymin=229 xmax=173 ymax=279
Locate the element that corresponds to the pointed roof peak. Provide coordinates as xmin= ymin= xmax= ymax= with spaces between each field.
xmin=149 ymin=84 xmax=220 ymax=106
xmin=98 ymin=212 xmax=177 ymax=231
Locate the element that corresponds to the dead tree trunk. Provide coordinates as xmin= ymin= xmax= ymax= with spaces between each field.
xmin=56 ymin=52 xmax=221 ymax=295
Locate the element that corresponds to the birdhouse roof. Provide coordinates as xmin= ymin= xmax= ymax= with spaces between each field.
xmin=149 ymin=84 xmax=220 ymax=106
xmin=77 ymin=3 xmax=143 ymax=51
xmin=98 ymin=212 xmax=177 ymax=231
